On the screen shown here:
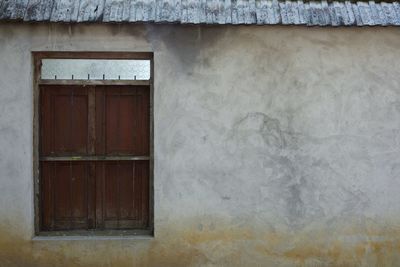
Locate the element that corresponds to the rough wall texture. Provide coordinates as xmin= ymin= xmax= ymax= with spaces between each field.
xmin=0 ymin=23 xmax=400 ymax=267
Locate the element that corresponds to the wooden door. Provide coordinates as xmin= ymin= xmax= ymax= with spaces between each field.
xmin=40 ymin=85 xmax=150 ymax=231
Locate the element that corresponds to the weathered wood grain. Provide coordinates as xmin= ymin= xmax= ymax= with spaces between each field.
xmin=358 ymin=1 xmax=373 ymax=25
xmin=289 ymin=1 xmax=300 ymax=24
xmin=268 ymin=0 xmax=280 ymax=24
xmin=280 ymin=1 xmax=288 ymax=24
xmin=1 ymin=0 xmax=400 ymax=25
xmin=345 ymin=1 xmax=356 ymax=25
xmin=329 ymin=2 xmax=338 ymax=25
xmin=382 ymin=2 xmax=395 ymax=24
xmin=12 ymin=0 xmax=29 ymax=19
xmin=255 ymin=0 xmax=267 ymax=24
xmin=333 ymin=1 xmax=342 ymax=24
xmin=297 ymin=0 xmax=307 ymax=24
xmin=0 ymin=0 xmax=30 ymax=20
xmin=77 ymin=0 xmax=105 ymax=22
xmin=134 ymin=0 xmax=155 ymax=22
xmin=50 ymin=0 xmax=80 ymax=22
xmin=375 ymin=2 xmax=386 ymax=25
xmin=321 ymin=0 xmax=330 ymax=25
xmin=25 ymin=0 xmax=43 ymax=21
xmin=246 ymin=0 xmax=256 ymax=24
xmin=103 ymin=0 xmax=125 ymax=22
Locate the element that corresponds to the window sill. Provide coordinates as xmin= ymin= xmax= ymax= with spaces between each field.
xmin=33 ymin=230 xmax=154 ymax=241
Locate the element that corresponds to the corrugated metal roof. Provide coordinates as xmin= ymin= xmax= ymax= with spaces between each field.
xmin=0 ymin=0 xmax=400 ymax=26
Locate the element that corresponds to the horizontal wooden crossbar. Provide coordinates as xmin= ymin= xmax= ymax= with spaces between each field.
xmin=40 ymin=156 xmax=150 ymax=161
xmin=39 ymin=80 xmax=151 ymax=86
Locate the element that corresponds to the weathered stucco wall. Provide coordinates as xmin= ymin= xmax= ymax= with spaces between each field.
xmin=0 ymin=23 xmax=400 ymax=267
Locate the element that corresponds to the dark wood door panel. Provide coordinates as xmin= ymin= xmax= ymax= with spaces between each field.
xmin=41 ymin=161 xmax=94 ymax=231
xmin=95 ymin=160 xmax=149 ymax=230
xmin=40 ymin=85 xmax=150 ymax=232
xmin=40 ymin=86 xmax=90 ymax=156
xmin=95 ymin=86 xmax=150 ymax=156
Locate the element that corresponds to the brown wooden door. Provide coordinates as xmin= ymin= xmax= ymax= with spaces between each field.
xmin=40 ymin=85 xmax=150 ymax=231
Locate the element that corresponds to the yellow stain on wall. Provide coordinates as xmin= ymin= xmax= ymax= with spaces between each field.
xmin=1 ymin=217 xmax=400 ymax=267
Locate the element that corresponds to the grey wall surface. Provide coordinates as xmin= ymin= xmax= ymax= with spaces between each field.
xmin=0 ymin=23 xmax=400 ymax=267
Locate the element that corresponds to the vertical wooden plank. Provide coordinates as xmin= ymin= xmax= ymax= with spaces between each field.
xmin=149 ymin=58 xmax=154 ymax=233
xmin=95 ymin=86 xmax=105 ymax=155
xmin=118 ymin=94 xmax=136 ymax=153
xmin=134 ymin=161 xmax=142 ymax=221
xmin=87 ymin=87 xmax=96 ymax=230
xmin=40 ymin=87 xmax=52 ymax=155
xmin=88 ymin=162 xmax=96 ymax=229
xmin=118 ymin=162 xmax=134 ymax=219
xmin=105 ymin=89 xmax=120 ymax=154
xmin=88 ymin=87 xmax=96 ymax=155
xmin=141 ymin=161 xmax=150 ymax=226
xmin=54 ymin=162 xmax=71 ymax=223
xmin=40 ymin=161 xmax=54 ymax=230
xmin=33 ymin=54 xmax=41 ymax=234
xmin=116 ymin=161 xmax=120 ymax=228
xmin=136 ymin=87 xmax=150 ymax=156
xmin=53 ymin=94 xmax=72 ymax=153
xmin=73 ymin=90 xmax=89 ymax=154
xmin=95 ymin=161 xmax=105 ymax=229
xmin=70 ymin=162 xmax=88 ymax=221
xmin=104 ymin=162 xmax=118 ymax=220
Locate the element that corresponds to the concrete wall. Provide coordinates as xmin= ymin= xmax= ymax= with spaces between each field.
xmin=0 ymin=23 xmax=400 ymax=267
